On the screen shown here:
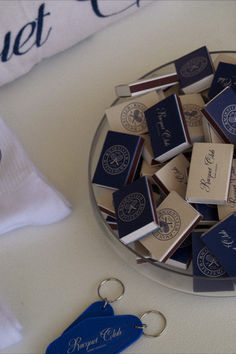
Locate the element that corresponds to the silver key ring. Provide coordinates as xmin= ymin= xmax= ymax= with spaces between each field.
xmin=140 ymin=310 xmax=167 ymax=337
xmin=97 ymin=278 xmax=125 ymax=304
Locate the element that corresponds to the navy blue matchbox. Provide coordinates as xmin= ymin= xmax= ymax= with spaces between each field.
xmin=208 ymin=62 xmax=236 ymax=99
xmin=201 ymin=86 xmax=236 ymax=145
xmin=201 ymin=213 xmax=236 ymax=277
xmin=112 ymin=176 xmax=159 ymax=244
xmin=192 ymin=231 xmax=233 ymax=292
xmin=92 ymin=130 xmax=144 ymax=189
xmin=166 ymin=235 xmax=192 ymax=270
xmin=194 ymin=203 xmax=219 ymax=226
xmin=174 ymin=46 xmax=214 ymax=94
xmin=145 ymin=94 xmax=191 ymax=163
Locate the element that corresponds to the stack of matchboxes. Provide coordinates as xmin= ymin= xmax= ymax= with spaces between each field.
xmin=92 ymin=47 xmax=236 ymax=292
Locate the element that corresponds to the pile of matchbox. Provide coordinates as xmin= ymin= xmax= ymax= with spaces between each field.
xmin=92 ymin=46 xmax=236 ymax=292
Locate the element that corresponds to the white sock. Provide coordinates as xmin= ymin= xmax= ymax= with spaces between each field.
xmin=0 ymin=116 xmax=71 ymax=235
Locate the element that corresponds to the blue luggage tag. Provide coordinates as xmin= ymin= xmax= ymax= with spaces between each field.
xmin=63 ymin=301 xmax=114 ymax=334
xmin=46 ymin=315 xmax=143 ymax=354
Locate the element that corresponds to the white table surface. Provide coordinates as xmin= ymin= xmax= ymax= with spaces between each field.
xmin=0 ymin=1 xmax=236 ymax=353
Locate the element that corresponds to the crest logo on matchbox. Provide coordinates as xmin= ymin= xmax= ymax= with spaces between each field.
xmin=197 ymin=246 xmax=226 ymax=277
xmin=222 ymin=104 xmax=236 ymax=136
xmin=118 ymin=192 xmax=146 ymax=223
xmin=120 ymin=102 xmax=147 ymax=133
xmin=102 ymin=145 xmax=130 ymax=175
xmin=180 ymin=56 xmax=208 ymax=78
xmin=183 ymin=104 xmax=202 ymax=127
xmin=153 ymin=208 xmax=181 ymax=241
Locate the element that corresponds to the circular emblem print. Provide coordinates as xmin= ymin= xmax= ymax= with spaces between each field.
xmin=197 ymin=246 xmax=226 ymax=277
xmin=120 ymin=102 xmax=147 ymax=132
xmin=222 ymin=104 xmax=236 ymax=136
xmin=102 ymin=145 xmax=130 ymax=175
xmin=180 ymin=56 xmax=208 ymax=78
xmin=152 ymin=208 xmax=181 ymax=241
xmin=183 ymin=104 xmax=202 ymax=127
xmin=118 ymin=192 xmax=146 ymax=222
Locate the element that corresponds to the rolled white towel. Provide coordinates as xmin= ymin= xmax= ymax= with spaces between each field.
xmin=0 ymin=0 xmax=150 ymax=87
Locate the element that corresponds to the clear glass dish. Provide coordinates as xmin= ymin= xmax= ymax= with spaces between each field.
xmin=88 ymin=51 xmax=236 ymax=297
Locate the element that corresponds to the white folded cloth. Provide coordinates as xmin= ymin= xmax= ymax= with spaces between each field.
xmin=0 ymin=116 xmax=71 ymax=235
xmin=0 ymin=301 xmax=22 ymax=350
xmin=0 ymin=0 xmax=150 ymax=87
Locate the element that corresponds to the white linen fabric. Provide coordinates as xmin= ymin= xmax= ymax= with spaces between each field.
xmin=0 ymin=301 xmax=22 ymax=350
xmin=0 ymin=0 xmax=149 ymax=87
xmin=0 ymin=116 xmax=71 ymax=235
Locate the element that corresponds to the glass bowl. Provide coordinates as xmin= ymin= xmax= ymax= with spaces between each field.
xmin=88 ymin=51 xmax=236 ymax=297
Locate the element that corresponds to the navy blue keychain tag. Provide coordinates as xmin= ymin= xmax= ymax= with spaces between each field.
xmin=63 ymin=301 xmax=114 ymax=334
xmin=45 ymin=278 xmax=167 ymax=354
xmin=63 ymin=278 xmax=125 ymax=334
xmin=46 ymin=315 xmax=143 ymax=354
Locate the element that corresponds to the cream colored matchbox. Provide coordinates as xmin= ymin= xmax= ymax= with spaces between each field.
xmin=134 ymin=241 xmax=191 ymax=270
xmin=152 ymin=154 xmax=189 ymax=198
xmin=140 ymin=159 xmax=162 ymax=180
xmin=218 ymin=159 xmax=236 ymax=220
xmin=179 ymin=94 xmax=205 ymax=142
xmin=139 ymin=191 xmax=201 ymax=262
xmin=164 ymin=83 xmax=181 ymax=98
xmin=97 ymin=189 xmax=115 ymax=217
xmin=106 ymin=91 xmax=164 ymax=136
xmin=213 ymin=54 xmax=236 ymax=70
xmin=141 ymin=133 xmax=159 ymax=165
xmin=186 ymin=143 xmax=234 ymax=204
xmin=202 ymin=116 xmax=224 ymax=144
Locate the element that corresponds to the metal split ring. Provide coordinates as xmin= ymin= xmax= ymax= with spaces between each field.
xmin=97 ymin=278 xmax=125 ymax=304
xmin=140 ymin=310 xmax=167 ymax=337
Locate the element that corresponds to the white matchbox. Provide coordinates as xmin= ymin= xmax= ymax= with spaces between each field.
xmin=139 ymin=191 xmax=201 ymax=262
xmin=152 ymin=154 xmax=189 ymax=198
xmin=186 ymin=143 xmax=234 ymax=205
xmin=106 ymin=91 xmax=164 ymax=136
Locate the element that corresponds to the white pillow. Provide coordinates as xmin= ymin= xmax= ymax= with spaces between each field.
xmin=0 ymin=0 xmax=149 ymax=86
